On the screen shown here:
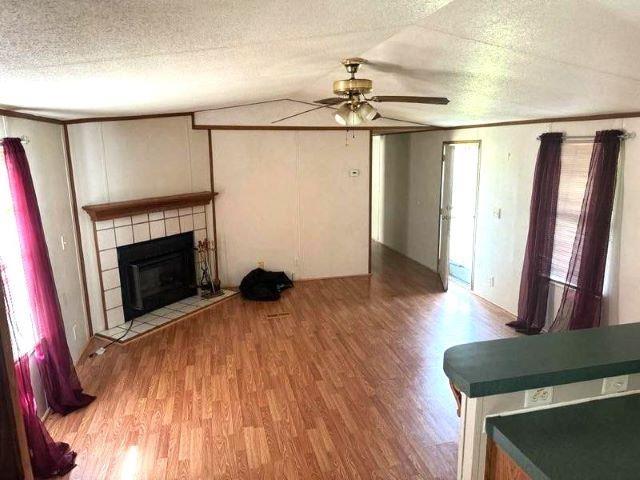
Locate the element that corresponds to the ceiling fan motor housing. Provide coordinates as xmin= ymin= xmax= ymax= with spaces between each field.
xmin=332 ymin=78 xmax=372 ymax=96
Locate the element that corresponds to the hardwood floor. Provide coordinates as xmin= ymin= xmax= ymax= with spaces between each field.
xmin=47 ymin=242 xmax=517 ymax=479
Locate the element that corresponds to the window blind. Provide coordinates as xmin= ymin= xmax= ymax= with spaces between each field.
xmin=549 ymin=142 xmax=592 ymax=283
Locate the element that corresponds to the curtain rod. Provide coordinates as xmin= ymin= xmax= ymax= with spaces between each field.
xmin=536 ymin=132 xmax=635 ymax=141
xmin=0 ymin=136 xmax=29 ymax=146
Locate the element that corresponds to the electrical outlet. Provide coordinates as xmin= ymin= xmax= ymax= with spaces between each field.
xmin=524 ymin=386 xmax=553 ymax=408
xmin=602 ymin=375 xmax=628 ymax=394
xmin=489 ymin=276 xmax=495 ymax=288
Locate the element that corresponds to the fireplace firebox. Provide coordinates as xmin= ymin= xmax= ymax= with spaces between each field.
xmin=117 ymin=232 xmax=196 ymax=320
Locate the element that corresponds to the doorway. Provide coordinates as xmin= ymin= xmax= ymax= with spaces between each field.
xmin=438 ymin=141 xmax=480 ymax=291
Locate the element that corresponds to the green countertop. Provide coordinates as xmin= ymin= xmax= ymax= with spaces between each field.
xmin=486 ymin=394 xmax=640 ymax=480
xmin=443 ymin=323 xmax=640 ymax=397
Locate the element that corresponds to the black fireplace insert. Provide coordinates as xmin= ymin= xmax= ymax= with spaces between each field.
xmin=117 ymin=232 xmax=196 ymax=320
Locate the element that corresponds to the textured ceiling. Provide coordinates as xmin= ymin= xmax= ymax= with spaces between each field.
xmin=2 ymin=0 xmax=640 ymax=125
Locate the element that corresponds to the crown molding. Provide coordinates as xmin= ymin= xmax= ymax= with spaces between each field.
xmin=64 ymin=111 xmax=195 ymax=125
xmin=379 ymin=111 xmax=640 ymax=136
xmin=0 ymin=108 xmax=62 ymax=125
xmin=3 ymin=104 xmax=640 ymax=133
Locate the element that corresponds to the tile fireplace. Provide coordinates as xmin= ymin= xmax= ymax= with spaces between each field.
xmin=83 ymin=192 xmax=236 ymax=341
xmin=93 ymin=206 xmax=208 ymax=329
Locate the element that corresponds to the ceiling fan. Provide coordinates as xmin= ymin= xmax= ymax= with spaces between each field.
xmin=272 ymin=58 xmax=449 ymax=126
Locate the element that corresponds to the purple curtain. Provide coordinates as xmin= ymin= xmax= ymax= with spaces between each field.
xmin=550 ymin=130 xmax=622 ymax=331
xmin=14 ymin=355 xmax=77 ymax=478
xmin=1 ymin=265 xmax=78 ymax=478
xmin=3 ymin=137 xmax=94 ymax=414
xmin=507 ymin=132 xmax=563 ymax=334
xmin=2 ymin=137 xmax=95 ymax=477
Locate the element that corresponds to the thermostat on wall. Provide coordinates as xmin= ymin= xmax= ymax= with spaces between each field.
xmin=349 ymin=169 xmax=360 ymax=177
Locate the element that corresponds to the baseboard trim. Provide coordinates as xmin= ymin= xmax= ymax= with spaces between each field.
xmin=294 ymin=273 xmax=372 ymax=282
xmin=375 ymin=242 xmax=439 ymax=275
xmin=222 ymin=273 xmax=372 ymax=290
xmin=40 ymin=407 xmax=51 ymax=422
xmin=467 ymin=290 xmax=517 ymax=320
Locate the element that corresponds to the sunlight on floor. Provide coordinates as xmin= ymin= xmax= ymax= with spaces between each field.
xmin=120 ymin=446 xmax=139 ymax=480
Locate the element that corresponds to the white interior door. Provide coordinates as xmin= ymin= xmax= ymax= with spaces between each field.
xmin=439 ymin=145 xmax=454 ymax=291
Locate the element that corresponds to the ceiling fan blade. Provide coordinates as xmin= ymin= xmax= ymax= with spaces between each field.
xmin=271 ymin=105 xmax=330 ymax=124
xmin=377 ymin=115 xmax=432 ymax=127
xmin=314 ymin=97 xmax=346 ymax=105
xmin=370 ymin=96 xmax=449 ymax=105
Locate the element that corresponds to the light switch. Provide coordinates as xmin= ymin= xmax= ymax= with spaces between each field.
xmin=493 ymin=208 xmax=502 ymax=219
xmin=60 ymin=235 xmax=68 ymax=251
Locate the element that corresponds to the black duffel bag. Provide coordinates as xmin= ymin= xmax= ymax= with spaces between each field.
xmin=239 ymin=268 xmax=293 ymax=301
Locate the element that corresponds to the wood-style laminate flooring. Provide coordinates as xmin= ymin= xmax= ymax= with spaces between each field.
xmin=48 ymin=242 xmax=517 ymax=479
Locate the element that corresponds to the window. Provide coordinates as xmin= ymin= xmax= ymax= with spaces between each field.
xmin=0 ymin=158 xmax=37 ymax=357
xmin=549 ymin=142 xmax=591 ymax=283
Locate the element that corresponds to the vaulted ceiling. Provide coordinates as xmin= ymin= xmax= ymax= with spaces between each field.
xmin=2 ymin=0 xmax=640 ymax=125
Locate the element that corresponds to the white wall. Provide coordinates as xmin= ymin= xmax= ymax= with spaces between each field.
xmin=68 ymin=116 xmax=211 ymax=334
xmin=211 ymin=130 xmax=370 ymax=286
xmin=380 ymin=117 xmax=640 ymax=326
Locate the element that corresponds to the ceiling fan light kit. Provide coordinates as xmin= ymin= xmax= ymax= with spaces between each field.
xmin=357 ymin=102 xmax=378 ymax=121
xmin=334 ymin=103 xmax=364 ymax=127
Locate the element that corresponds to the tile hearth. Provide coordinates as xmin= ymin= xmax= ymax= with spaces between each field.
xmin=96 ymin=290 xmax=237 ymax=343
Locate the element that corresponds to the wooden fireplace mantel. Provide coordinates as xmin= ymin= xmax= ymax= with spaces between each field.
xmin=82 ymin=191 xmax=217 ymax=221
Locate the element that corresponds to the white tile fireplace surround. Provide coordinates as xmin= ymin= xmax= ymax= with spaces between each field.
xmin=93 ymin=205 xmax=219 ymax=330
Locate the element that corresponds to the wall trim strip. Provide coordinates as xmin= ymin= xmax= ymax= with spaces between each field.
xmin=368 ymin=131 xmax=373 ymax=275
xmin=207 ymin=130 xmax=220 ymax=283
xmin=63 ymin=124 xmax=93 ymax=337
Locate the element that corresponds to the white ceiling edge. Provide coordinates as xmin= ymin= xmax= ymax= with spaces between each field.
xmin=4 ymin=1 xmax=640 ymax=126
xmin=193 ymin=99 xmax=429 ymax=128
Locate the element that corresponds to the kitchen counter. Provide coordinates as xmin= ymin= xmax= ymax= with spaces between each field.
xmin=443 ymin=323 xmax=640 ymax=397
xmin=486 ymin=394 xmax=640 ymax=479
